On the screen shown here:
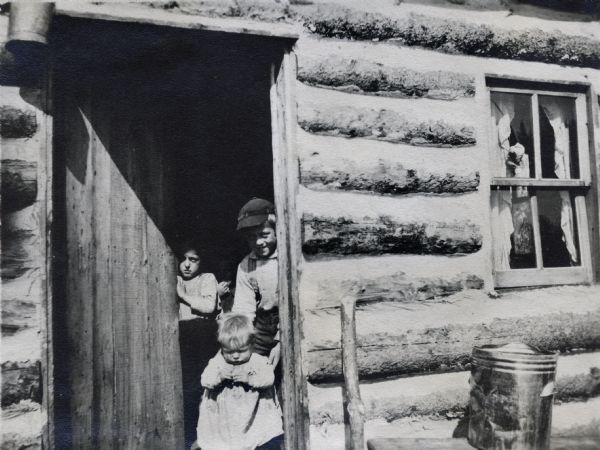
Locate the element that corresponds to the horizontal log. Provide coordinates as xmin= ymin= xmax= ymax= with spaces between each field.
xmin=297 ymin=55 xmax=476 ymax=100
xmin=311 ymin=399 xmax=600 ymax=450
xmin=0 ymin=404 xmax=43 ymax=450
xmin=306 ymin=305 xmax=600 ymax=382
xmin=146 ymin=0 xmax=291 ymax=22
xmin=298 ymin=5 xmax=600 ymax=69
xmin=1 ymin=360 xmax=41 ymax=407
xmin=309 ymin=353 xmax=600 ymax=425
xmin=1 ymin=298 xmax=37 ymax=334
xmin=313 ymin=373 xmax=600 ymax=425
xmin=298 ymin=104 xmax=476 ymax=147
xmin=307 ymin=271 xmax=483 ymax=309
xmin=302 ymin=214 xmax=482 ymax=256
xmin=0 ymin=106 xmax=37 ymax=139
xmin=1 ymin=159 xmax=37 ymax=213
xmin=300 ymin=154 xmax=480 ymax=195
xmin=0 ymin=230 xmax=36 ymax=280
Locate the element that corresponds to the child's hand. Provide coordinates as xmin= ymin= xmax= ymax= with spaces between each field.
xmin=268 ymin=342 xmax=281 ymax=367
xmin=231 ymin=370 xmax=249 ymax=384
xmin=217 ymin=281 xmax=231 ymax=298
xmin=202 ymin=369 xmax=224 ymax=389
xmin=177 ymin=277 xmax=186 ymax=299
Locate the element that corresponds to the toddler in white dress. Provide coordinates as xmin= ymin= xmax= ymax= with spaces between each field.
xmin=195 ymin=314 xmax=283 ymax=450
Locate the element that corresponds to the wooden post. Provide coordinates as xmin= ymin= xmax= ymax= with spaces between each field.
xmin=271 ymin=48 xmax=309 ymax=450
xmin=341 ymin=292 xmax=365 ymax=450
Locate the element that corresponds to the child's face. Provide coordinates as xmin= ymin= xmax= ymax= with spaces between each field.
xmin=244 ymin=223 xmax=277 ymax=258
xmin=221 ymin=342 xmax=253 ymax=365
xmin=179 ymin=250 xmax=201 ymax=280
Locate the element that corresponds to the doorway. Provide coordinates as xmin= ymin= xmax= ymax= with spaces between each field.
xmin=50 ymin=16 xmax=302 ymax=449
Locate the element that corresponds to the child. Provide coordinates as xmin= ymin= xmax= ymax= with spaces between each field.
xmin=196 ymin=314 xmax=283 ymax=450
xmin=177 ymin=244 xmax=230 ymax=320
xmin=231 ymin=198 xmax=280 ymax=366
xmin=177 ymin=243 xmax=230 ymax=449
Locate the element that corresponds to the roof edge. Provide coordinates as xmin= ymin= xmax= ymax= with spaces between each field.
xmin=55 ymin=2 xmax=300 ymax=40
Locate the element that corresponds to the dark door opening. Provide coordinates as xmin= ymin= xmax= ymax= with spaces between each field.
xmin=51 ymin=17 xmax=283 ymax=449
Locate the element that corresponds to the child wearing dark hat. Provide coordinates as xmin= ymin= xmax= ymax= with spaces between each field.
xmin=232 ymin=198 xmax=281 ymax=367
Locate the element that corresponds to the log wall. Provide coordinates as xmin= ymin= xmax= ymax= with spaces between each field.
xmin=2 ymin=2 xmax=600 ymax=449
xmin=1 ymin=49 xmax=48 ymax=450
xmin=291 ymin=1 xmax=600 ymax=447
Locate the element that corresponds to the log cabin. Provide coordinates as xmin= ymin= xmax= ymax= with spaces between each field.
xmin=1 ymin=1 xmax=599 ymax=449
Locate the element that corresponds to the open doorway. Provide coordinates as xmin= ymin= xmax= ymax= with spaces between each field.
xmin=50 ymin=15 xmax=303 ymax=449
xmin=156 ymin=26 xmax=276 ymax=449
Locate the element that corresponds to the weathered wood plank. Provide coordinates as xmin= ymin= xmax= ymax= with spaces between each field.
xmin=60 ymin=71 xmax=183 ymax=449
xmin=302 ymin=214 xmax=482 ymax=256
xmin=64 ymin=82 xmax=95 ymax=450
xmin=298 ymin=104 xmax=476 ymax=147
xmin=305 ymin=306 xmax=600 ymax=382
xmin=297 ymin=55 xmax=475 ymax=100
xmin=340 ymin=294 xmax=365 ymax=450
xmin=298 ymin=4 xmax=600 ymax=69
xmin=89 ymin=90 xmax=114 ymax=450
xmin=1 ymin=159 xmax=37 ymax=212
xmin=271 ymin=49 xmax=310 ymax=450
xmin=0 ymin=106 xmax=37 ymax=138
xmin=56 ymin=2 xmax=298 ymax=39
xmin=301 ymin=153 xmax=479 ymax=195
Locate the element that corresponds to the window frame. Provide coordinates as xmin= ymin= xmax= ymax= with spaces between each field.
xmin=486 ymin=82 xmax=594 ymax=289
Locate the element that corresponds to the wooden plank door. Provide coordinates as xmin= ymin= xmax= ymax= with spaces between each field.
xmin=55 ymin=69 xmax=183 ymax=449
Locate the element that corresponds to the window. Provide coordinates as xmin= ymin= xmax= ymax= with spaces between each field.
xmin=487 ymin=79 xmax=593 ymax=288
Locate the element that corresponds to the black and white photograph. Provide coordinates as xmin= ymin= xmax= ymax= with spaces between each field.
xmin=1 ymin=1 xmax=600 ymax=449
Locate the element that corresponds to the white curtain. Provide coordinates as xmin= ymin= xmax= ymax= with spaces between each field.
xmin=491 ymin=190 xmax=514 ymax=271
xmin=491 ymin=95 xmax=532 ymax=270
xmin=491 ymin=95 xmax=515 ymax=270
xmin=542 ymin=99 xmax=578 ymax=265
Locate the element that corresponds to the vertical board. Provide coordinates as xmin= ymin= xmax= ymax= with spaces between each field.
xmin=59 ymin=71 xmax=183 ymax=449
xmin=271 ymin=49 xmax=309 ymax=450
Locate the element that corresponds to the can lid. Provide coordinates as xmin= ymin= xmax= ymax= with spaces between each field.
xmin=472 ymin=342 xmax=558 ymax=373
xmin=487 ymin=342 xmax=545 ymax=355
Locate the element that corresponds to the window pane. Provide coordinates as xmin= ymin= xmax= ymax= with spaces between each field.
xmin=491 ymin=189 xmax=537 ymax=270
xmin=537 ymin=190 xmax=580 ymax=267
xmin=539 ymin=96 xmax=579 ymax=179
xmin=490 ymin=92 xmax=534 ymax=178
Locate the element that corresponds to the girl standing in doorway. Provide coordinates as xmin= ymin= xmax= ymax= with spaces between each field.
xmin=177 ymin=243 xmax=230 ymax=449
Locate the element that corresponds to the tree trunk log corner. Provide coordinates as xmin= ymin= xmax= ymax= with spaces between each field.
xmin=302 ymin=214 xmax=482 ymax=256
xmin=297 ymin=55 xmax=476 ymax=100
xmin=1 ymin=360 xmax=41 ymax=407
xmin=1 ymin=159 xmax=37 ymax=213
xmin=298 ymin=104 xmax=476 ymax=147
xmin=310 ymin=272 xmax=484 ymax=309
xmin=0 ymin=106 xmax=38 ymax=139
xmin=306 ymin=308 xmax=600 ymax=382
xmin=300 ymin=157 xmax=480 ymax=195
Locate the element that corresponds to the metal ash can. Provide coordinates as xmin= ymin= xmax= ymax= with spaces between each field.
xmin=468 ymin=343 xmax=558 ymax=450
